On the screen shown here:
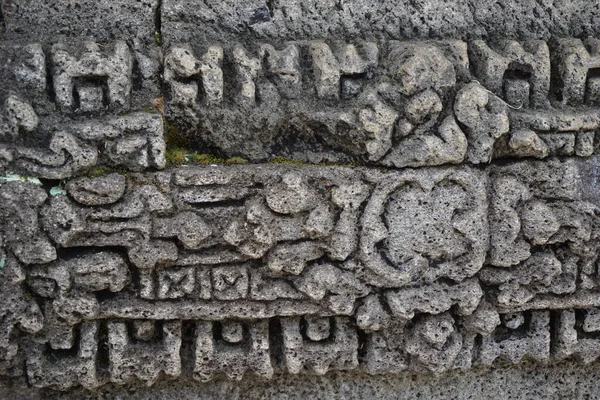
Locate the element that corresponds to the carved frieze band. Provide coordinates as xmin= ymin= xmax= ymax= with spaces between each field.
xmin=3 ymin=39 xmax=600 ymax=176
xmin=164 ymin=38 xmax=600 ymax=163
xmin=1 ymin=160 xmax=600 ymax=388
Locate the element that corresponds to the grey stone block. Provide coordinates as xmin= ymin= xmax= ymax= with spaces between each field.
xmin=4 ymin=0 xmax=600 ymax=396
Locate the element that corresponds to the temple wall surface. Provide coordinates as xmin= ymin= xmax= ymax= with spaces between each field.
xmin=2 ymin=0 xmax=600 ymax=398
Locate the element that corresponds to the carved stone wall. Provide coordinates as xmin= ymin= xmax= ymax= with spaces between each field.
xmin=2 ymin=0 xmax=600 ymax=398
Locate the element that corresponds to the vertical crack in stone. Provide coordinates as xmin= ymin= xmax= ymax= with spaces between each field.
xmin=0 ymin=2 xmax=5 ymax=34
xmin=155 ymin=0 xmax=163 ymax=47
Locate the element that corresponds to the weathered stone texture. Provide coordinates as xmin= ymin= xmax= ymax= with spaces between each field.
xmin=4 ymin=0 xmax=600 ymax=398
xmin=161 ymin=37 xmax=600 ymax=163
xmin=162 ymin=0 xmax=600 ymax=44
xmin=0 ymin=158 xmax=599 ymax=391
xmin=2 ymin=0 xmax=160 ymax=45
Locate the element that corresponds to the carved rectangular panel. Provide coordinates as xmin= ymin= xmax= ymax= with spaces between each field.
xmin=0 ymin=157 xmax=599 ymax=388
xmin=159 ymin=38 xmax=600 ymax=164
xmin=5 ymin=38 xmax=600 ymax=174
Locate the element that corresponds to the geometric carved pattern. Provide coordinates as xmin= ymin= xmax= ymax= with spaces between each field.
xmin=1 ymin=157 xmax=599 ymax=388
xmin=2 ymin=28 xmax=600 ymax=393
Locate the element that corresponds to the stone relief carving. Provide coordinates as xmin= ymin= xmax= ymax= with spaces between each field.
xmin=1 ymin=38 xmax=600 ymax=174
xmin=2 ymin=35 xmax=600 ymax=391
xmin=160 ymin=38 xmax=600 ymax=164
xmin=0 ymin=156 xmax=598 ymax=388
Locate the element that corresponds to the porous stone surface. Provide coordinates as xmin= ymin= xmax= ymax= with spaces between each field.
xmin=2 ymin=0 xmax=160 ymax=45
xmin=3 ymin=0 xmax=600 ymax=398
xmin=3 ymin=361 xmax=600 ymax=399
xmin=161 ymin=0 xmax=600 ymax=44
xmin=161 ymin=35 xmax=600 ymax=163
